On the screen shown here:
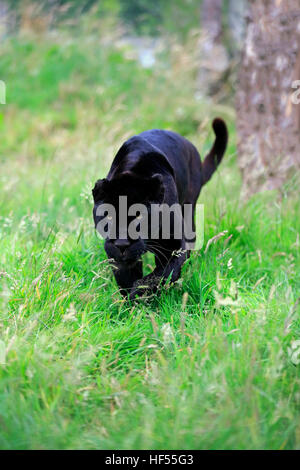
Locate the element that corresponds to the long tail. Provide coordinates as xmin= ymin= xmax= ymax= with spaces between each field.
xmin=202 ymin=118 xmax=228 ymax=186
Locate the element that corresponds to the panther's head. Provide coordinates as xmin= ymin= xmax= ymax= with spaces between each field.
xmin=92 ymin=171 xmax=164 ymax=265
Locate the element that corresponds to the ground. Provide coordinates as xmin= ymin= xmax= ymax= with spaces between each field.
xmin=0 ymin=25 xmax=299 ymax=449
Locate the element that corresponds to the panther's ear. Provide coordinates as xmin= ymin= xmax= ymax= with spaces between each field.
xmin=150 ymin=173 xmax=165 ymax=204
xmin=92 ymin=178 xmax=107 ymax=203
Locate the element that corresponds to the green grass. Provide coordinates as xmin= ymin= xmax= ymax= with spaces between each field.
xmin=0 ymin=25 xmax=299 ymax=450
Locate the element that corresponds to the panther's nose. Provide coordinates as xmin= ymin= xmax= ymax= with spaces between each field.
xmin=114 ymin=239 xmax=130 ymax=254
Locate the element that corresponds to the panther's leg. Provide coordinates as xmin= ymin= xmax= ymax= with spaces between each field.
xmin=129 ymin=239 xmax=188 ymax=299
xmin=112 ymin=260 xmax=143 ymax=297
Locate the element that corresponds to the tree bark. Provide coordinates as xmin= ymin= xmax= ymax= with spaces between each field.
xmin=201 ymin=0 xmax=223 ymax=47
xmin=198 ymin=0 xmax=228 ymax=95
xmin=236 ymin=0 xmax=300 ymax=199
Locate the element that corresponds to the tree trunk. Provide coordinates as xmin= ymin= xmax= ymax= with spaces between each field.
xmin=236 ymin=0 xmax=300 ymax=199
xmin=198 ymin=0 xmax=228 ymax=96
xmin=201 ymin=0 xmax=223 ymax=46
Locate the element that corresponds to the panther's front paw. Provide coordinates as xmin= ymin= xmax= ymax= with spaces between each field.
xmin=129 ymin=276 xmax=161 ymax=301
xmin=129 ymin=282 xmax=150 ymax=301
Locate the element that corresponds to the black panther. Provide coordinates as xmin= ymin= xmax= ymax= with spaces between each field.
xmin=92 ymin=118 xmax=228 ymax=299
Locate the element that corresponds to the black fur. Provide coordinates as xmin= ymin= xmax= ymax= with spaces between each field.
xmin=92 ymin=118 xmax=228 ymax=299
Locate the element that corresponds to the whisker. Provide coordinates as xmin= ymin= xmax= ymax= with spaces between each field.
xmin=147 ymin=242 xmax=172 ymax=254
xmin=147 ymin=246 xmax=169 ymax=263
